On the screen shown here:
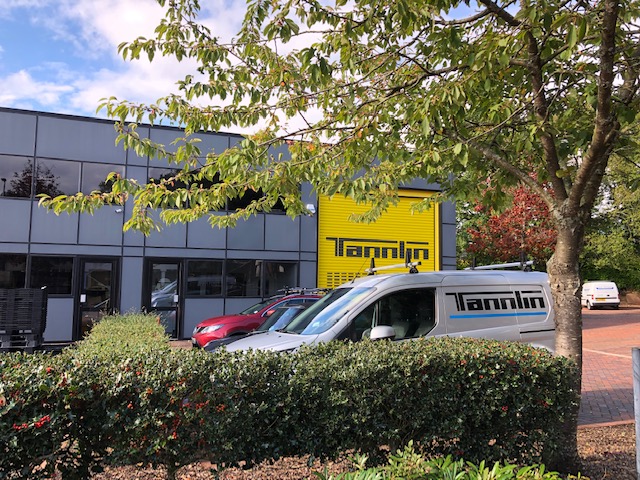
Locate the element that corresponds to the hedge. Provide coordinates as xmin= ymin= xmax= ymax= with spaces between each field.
xmin=0 ymin=313 xmax=579 ymax=479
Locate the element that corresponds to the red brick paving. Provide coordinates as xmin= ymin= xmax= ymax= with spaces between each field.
xmin=580 ymin=306 xmax=640 ymax=426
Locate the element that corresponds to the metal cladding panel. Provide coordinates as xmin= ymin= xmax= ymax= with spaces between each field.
xmin=0 ymin=111 xmax=36 ymax=156
xmin=0 ymin=199 xmax=31 ymax=242
xmin=265 ymin=215 xmax=300 ymax=251
xmin=36 ymin=116 xmax=124 ymax=164
xmin=317 ymin=190 xmax=440 ymax=289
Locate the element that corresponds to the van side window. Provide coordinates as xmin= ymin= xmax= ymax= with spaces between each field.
xmin=377 ymin=288 xmax=436 ymax=340
xmin=351 ymin=303 xmax=376 ymax=341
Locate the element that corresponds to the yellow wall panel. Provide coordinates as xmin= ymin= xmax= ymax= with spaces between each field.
xmin=317 ymin=190 xmax=440 ymax=288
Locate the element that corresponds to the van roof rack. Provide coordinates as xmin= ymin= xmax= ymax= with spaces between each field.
xmin=464 ymin=260 xmax=534 ymax=271
xmin=365 ymin=252 xmax=421 ymax=275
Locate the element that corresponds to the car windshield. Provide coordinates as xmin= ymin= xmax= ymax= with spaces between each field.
xmin=283 ymin=287 xmax=374 ymax=335
xmin=256 ymin=306 xmax=308 ymax=332
xmin=239 ymin=297 xmax=280 ymax=315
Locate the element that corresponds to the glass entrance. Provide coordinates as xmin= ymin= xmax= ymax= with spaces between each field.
xmin=78 ymin=259 xmax=118 ymax=339
xmin=147 ymin=260 xmax=181 ymax=338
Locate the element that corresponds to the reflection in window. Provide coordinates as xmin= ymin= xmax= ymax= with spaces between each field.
xmin=83 ymin=262 xmax=112 ymax=309
xmin=227 ymin=188 xmax=263 ymax=211
xmin=35 ymin=159 xmax=80 ymax=197
xmin=148 ymin=167 xmax=186 ymax=190
xmin=227 ymin=188 xmax=287 ymax=212
xmin=186 ymin=260 xmax=223 ymax=296
xmin=0 ymin=254 xmax=27 ymax=288
xmin=30 ymin=256 xmax=73 ymax=295
xmin=81 ymin=163 xmax=125 ymax=195
xmin=226 ymin=260 xmax=260 ymax=297
xmin=0 ymin=155 xmax=33 ymax=198
xmin=263 ymin=261 xmax=298 ymax=296
xmin=150 ymin=263 xmax=179 ymax=301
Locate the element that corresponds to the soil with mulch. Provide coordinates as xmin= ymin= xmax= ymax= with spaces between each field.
xmin=90 ymin=423 xmax=637 ymax=480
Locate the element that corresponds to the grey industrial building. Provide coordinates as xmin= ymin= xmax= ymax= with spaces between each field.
xmin=0 ymin=107 xmax=456 ymax=343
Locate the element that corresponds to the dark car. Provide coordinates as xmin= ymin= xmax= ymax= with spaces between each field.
xmin=191 ymin=290 xmax=325 ymax=348
xmin=202 ymin=303 xmax=315 ymax=351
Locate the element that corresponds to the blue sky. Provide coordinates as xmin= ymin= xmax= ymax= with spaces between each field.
xmin=0 ymin=0 xmax=244 ymax=120
xmin=1 ymin=0 xmax=477 ymax=126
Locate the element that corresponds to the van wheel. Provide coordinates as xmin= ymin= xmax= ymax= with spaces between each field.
xmin=587 ymin=301 xmax=594 ymax=310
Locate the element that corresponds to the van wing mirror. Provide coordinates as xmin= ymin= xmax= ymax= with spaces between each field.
xmin=369 ymin=325 xmax=396 ymax=341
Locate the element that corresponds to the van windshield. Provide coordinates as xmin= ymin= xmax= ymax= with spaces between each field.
xmin=283 ymin=287 xmax=374 ymax=335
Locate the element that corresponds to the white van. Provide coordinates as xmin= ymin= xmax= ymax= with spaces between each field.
xmin=225 ymin=269 xmax=556 ymax=353
xmin=581 ymin=281 xmax=620 ymax=310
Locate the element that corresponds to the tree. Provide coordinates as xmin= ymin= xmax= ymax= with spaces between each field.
xmin=580 ymin=155 xmax=640 ymax=289
xmin=460 ymin=183 xmax=556 ymax=268
xmin=39 ymin=0 xmax=640 ymax=467
xmin=7 ymin=161 xmax=63 ymax=198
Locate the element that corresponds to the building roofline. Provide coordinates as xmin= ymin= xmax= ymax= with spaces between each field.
xmin=0 ymin=106 xmax=246 ymax=140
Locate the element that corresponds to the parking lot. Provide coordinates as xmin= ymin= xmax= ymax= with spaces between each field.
xmin=580 ymin=306 xmax=640 ymax=426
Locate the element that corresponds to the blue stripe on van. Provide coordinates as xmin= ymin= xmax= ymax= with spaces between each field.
xmin=450 ymin=311 xmax=547 ymax=319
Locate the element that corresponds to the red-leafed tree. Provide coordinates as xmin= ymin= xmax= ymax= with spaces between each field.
xmin=465 ymin=185 xmax=556 ymax=269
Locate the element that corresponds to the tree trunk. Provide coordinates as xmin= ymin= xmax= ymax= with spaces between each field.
xmin=545 ymin=215 xmax=585 ymax=472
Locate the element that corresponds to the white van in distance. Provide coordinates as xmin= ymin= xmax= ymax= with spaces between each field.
xmin=224 ymin=267 xmax=556 ymax=354
xmin=581 ymin=281 xmax=620 ymax=310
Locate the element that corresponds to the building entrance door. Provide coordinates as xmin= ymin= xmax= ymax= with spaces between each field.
xmin=145 ymin=260 xmax=181 ymax=338
xmin=77 ymin=259 xmax=119 ymax=340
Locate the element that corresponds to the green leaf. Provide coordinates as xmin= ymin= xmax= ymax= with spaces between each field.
xmin=567 ymin=24 xmax=577 ymax=49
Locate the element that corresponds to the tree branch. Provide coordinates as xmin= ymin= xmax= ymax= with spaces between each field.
xmin=447 ymin=129 xmax=556 ymax=207
xmin=572 ymin=0 xmax=620 ymax=211
xmin=477 ymin=0 xmax=521 ymax=27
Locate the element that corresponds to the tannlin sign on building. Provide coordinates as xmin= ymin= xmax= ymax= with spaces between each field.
xmin=317 ymin=190 xmax=440 ymax=289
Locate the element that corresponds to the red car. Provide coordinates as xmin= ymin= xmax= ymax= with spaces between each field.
xmin=190 ymin=292 xmax=323 ymax=348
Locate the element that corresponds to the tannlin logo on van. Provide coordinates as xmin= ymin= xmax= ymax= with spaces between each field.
xmin=446 ymin=290 xmax=547 ymax=318
xmin=326 ymin=237 xmax=429 ymax=260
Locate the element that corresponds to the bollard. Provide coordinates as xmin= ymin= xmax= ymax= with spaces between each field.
xmin=633 ymin=347 xmax=640 ymax=478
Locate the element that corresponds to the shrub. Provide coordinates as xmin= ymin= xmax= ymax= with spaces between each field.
xmin=0 ymin=314 xmax=578 ymax=479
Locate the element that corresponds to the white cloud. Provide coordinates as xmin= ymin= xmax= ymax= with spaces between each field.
xmin=54 ymin=0 xmax=250 ymax=114
xmin=0 ymin=0 xmax=317 ymax=135
xmin=0 ymin=70 xmax=73 ymax=106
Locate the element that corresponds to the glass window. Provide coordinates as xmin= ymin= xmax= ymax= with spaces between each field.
xmin=263 ymin=261 xmax=298 ymax=296
xmin=0 ymin=155 xmax=33 ymax=198
xmin=285 ymin=287 xmax=366 ymax=334
xmin=226 ymin=260 xmax=260 ymax=297
xmin=150 ymin=263 xmax=179 ymax=308
xmin=0 ymin=254 xmax=27 ymax=288
xmin=376 ymin=289 xmax=436 ymax=340
xmin=35 ymin=159 xmax=80 ymax=197
xmin=227 ymin=188 xmax=262 ymax=211
xmin=81 ymin=163 xmax=125 ymax=195
xmin=148 ymin=167 xmax=186 ymax=190
xmin=240 ymin=297 xmax=285 ymax=314
xmin=30 ymin=256 xmax=74 ymax=295
xmin=186 ymin=260 xmax=223 ymax=296
xmin=82 ymin=262 xmax=113 ymax=309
